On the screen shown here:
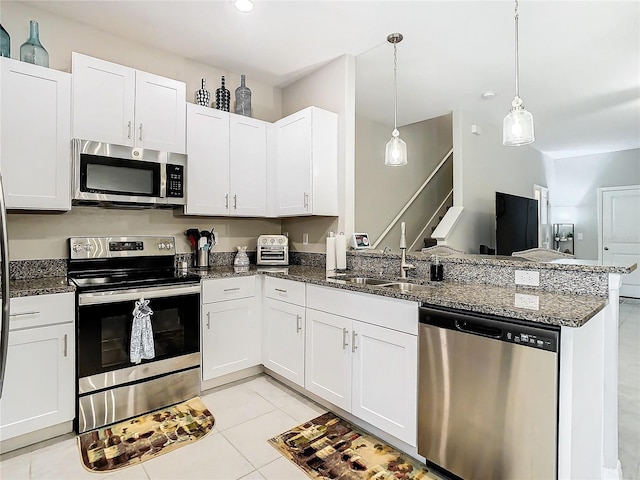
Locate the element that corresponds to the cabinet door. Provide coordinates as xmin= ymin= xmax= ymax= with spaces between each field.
xmin=304 ymin=309 xmax=351 ymax=411
xmin=134 ymin=70 xmax=186 ymax=153
xmin=263 ymin=298 xmax=305 ymax=387
xmin=351 ymin=320 xmax=418 ymax=446
xmin=230 ymin=114 xmax=267 ymax=216
xmin=274 ymin=110 xmax=311 ymax=216
xmin=72 ymin=52 xmax=136 ymax=146
xmin=0 ymin=323 xmax=74 ymax=440
xmin=0 ymin=58 xmax=71 ymax=210
xmin=201 ymin=297 xmax=259 ymax=381
xmin=185 ymin=105 xmax=230 ymax=215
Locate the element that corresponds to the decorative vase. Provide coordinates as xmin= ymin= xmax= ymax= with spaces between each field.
xmin=0 ymin=23 xmax=10 ymax=58
xmin=20 ymin=20 xmax=48 ymax=67
xmin=195 ymin=78 xmax=210 ymax=107
xmin=234 ymin=74 xmax=252 ymax=117
xmin=233 ymin=246 xmax=250 ymax=273
xmin=215 ymin=76 xmax=230 ymax=112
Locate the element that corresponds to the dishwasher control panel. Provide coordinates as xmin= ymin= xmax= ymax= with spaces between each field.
xmin=505 ymin=330 xmax=557 ymax=352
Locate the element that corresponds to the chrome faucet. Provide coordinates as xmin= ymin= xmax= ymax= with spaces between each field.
xmin=399 ymin=222 xmax=415 ymax=278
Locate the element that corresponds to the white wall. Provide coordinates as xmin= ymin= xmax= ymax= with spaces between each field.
xmin=280 ymin=55 xmax=356 ymax=252
xmin=448 ymin=109 xmax=551 ymax=254
xmin=549 ymin=148 xmax=640 ymax=259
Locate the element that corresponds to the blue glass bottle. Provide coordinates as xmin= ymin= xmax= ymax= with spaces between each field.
xmin=20 ymin=20 xmax=49 ymax=67
xmin=0 ymin=23 xmax=10 ymax=58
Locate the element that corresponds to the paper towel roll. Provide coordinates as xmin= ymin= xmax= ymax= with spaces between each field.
xmin=335 ymin=232 xmax=347 ymax=270
xmin=326 ymin=232 xmax=336 ymax=271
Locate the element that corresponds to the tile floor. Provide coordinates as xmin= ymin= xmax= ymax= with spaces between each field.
xmin=0 ymin=299 xmax=638 ymax=480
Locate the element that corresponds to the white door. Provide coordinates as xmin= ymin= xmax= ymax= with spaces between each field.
xmin=185 ymin=105 xmax=230 ymax=215
xmin=351 ymin=320 xmax=418 ymax=447
xmin=230 ymin=115 xmax=267 ymax=216
xmin=304 ymin=309 xmax=352 ymax=411
xmin=0 ymin=58 xmax=71 ymax=210
xmin=201 ymin=298 xmax=259 ymax=381
xmin=71 ymin=52 xmax=136 ymax=146
xmin=0 ymin=324 xmax=74 ymax=440
xmin=601 ymin=186 xmax=640 ymax=298
xmin=262 ymin=298 xmax=305 ymax=387
xmin=274 ymin=110 xmax=311 ymax=215
xmin=134 ymin=70 xmax=186 ymax=153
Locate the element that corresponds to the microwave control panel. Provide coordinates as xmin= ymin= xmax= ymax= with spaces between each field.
xmin=166 ymin=164 xmax=184 ymax=198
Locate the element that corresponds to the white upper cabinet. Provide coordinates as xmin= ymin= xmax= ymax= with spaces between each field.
xmin=185 ymin=104 xmax=267 ymax=216
xmin=272 ymin=106 xmax=338 ymax=217
xmin=72 ymin=52 xmax=186 ymax=154
xmin=0 ymin=58 xmax=71 ymax=210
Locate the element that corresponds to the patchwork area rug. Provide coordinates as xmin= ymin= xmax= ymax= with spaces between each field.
xmin=269 ymin=412 xmax=440 ymax=480
xmin=77 ymin=397 xmax=214 ymax=473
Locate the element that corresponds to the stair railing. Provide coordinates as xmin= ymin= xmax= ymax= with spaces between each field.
xmin=408 ymin=189 xmax=453 ymax=251
xmin=371 ymin=148 xmax=453 ymax=250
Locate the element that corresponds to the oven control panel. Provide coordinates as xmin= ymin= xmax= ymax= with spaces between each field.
xmin=69 ymin=236 xmax=177 ymax=259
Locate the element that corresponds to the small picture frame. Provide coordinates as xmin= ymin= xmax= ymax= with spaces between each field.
xmin=350 ymin=233 xmax=371 ymax=249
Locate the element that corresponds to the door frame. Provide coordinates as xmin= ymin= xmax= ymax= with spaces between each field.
xmin=597 ymin=185 xmax=640 ymax=262
xmin=534 ymin=184 xmax=550 ymax=249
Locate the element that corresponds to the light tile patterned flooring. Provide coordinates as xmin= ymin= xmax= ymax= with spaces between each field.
xmin=0 ymin=299 xmax=638 ymax=480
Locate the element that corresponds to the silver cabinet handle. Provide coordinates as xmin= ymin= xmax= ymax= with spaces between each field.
xmin=207 ymin=311 xmax=210 ymax=329
xmin=296 ymin=314 xmax=302 ymax=333
xmin=304 ymin=193 xmax=309 ymax=209
xmin=63 ymin=334 xmax=68 ymax=357
xmin=352 ymin=331 xmax=358 ymax=353
xmin=139 ymin=123 xmax=143 ymax=141
xmin=224 ymin=287 xmax=240 ymax=292
xmin=10 ymin=311 xmax=40 ymax=317
xmin=343 ymin=328 xmax=349 ymax=350
xmin=127 ymin=121 xmax=132 ymax=139
xmin=274 ymin=288 xmax=287 ymax=293
xmin=225 ymin=194 xmax=229 ymax=209
xmin=233 ymin=195 xmax=237 ymax=209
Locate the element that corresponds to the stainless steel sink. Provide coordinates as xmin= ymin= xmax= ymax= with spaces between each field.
xmin=380 ymin=282 xmax=434 ymax=292
xmin=340 ymin=277 xmax=396 ymax=286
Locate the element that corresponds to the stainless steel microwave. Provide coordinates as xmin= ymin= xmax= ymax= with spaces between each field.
xmin=72 ymin=139 xmax=187 ymax=207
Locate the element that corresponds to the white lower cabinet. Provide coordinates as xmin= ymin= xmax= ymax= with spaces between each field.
xmin=262 ymin=277 xmax=306 ymax=387
xmin=201 ymin=277 xmax=260 ymax=382
xmin=305 ymin=284 xmax=419 ymax=446
xmin=0 ymin=293 xmax=75 ymax=441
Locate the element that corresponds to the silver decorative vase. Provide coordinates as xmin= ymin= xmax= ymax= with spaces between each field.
xmin=234 ymin=74 xmax=252 ymax=117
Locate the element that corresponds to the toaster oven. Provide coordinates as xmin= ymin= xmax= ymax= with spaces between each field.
xmin=257 ymin=235 xmax=289 ymax=266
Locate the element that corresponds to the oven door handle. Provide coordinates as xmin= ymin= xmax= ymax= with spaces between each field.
xmin=79 ymin=284 xmax=200 ymax=306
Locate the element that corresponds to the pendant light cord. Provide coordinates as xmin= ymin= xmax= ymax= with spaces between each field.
xmin=393 ymin=42 xmax=398 ymax=130
xmin=514 ymin=0 xmax=520 ymax=100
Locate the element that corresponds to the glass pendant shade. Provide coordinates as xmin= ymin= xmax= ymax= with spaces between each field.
xmin=503 ymin=100 xmax=535 ymax=146
xmin=385 ymin=129 xmax=408 ymax=166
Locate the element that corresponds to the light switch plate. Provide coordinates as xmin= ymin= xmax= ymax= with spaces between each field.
xmin=515 ymin=270 xmax=540 ymax=286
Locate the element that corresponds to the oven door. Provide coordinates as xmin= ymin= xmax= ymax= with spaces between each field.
xmin=77 ymin=284 xmax=200 ymax=394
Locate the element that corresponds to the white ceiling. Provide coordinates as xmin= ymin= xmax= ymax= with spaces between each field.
xmin=24 ymin=0 xmax=640 ymax=159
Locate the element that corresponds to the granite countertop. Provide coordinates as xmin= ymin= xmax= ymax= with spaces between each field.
xmin=198 ymin=265 xmax=607 ymax=328
xmin=7 ymin=277 xmax=75 ymax=298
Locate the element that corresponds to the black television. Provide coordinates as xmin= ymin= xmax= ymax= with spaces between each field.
xmin=495 ymin=192 xmax=539 ymax=256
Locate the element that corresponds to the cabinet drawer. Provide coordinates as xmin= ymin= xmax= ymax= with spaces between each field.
xmin=9 ymin=292 xmax=74 ymax=331
xmin=202 ymin=276 xmax=256 ymax=304
xmin=264 ymin=276 xmax=305 ymax=306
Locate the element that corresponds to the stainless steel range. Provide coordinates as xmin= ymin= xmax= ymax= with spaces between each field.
xmin=68 ymin=236 xmax=201 ymax=433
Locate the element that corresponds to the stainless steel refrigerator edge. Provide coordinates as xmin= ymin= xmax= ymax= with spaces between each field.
xmin=0 ymin=174 xmax=10 ymax=398
xmin=417 ymin=306 xmax=559 ymax=480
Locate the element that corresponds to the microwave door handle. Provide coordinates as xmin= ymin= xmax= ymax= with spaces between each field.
xmin=160 ymin=165 xmax=167 ymax=198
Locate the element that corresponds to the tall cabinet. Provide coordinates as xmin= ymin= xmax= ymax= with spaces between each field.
xmin=72 ymin=52 xmax=186 ymax=154
xmin=0 ymin=58 xmax=71 ymax=210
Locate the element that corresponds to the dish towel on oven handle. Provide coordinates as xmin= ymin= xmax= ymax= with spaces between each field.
xmin=130 ymin=298 xmax=155 ymax=364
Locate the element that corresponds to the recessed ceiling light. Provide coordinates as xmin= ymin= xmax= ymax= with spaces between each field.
xmin=481 ymin=91 xmax=496 ymax=100
xmin=234 ymin=0 xmax=254 ymax=12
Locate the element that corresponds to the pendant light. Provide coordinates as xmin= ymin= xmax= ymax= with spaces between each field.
xmin=385 ymin=33 xmax=408 ymax=166
xmin=503 ymin=0 xmax=535 ymax=146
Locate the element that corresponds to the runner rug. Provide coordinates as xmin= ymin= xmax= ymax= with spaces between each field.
xmin=77 ymin=397 xmax=214 ymax=473
xmin=268 ymin=412 xmax=441 ymax=480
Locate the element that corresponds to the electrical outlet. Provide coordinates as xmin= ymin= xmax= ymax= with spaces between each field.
xmin=515 ymin=270 xmax=540 ymax=286
xmin=514 ymin=293 xmax=540 ymax=310
xmin=302 ymin=233 xmax=309 ymax=245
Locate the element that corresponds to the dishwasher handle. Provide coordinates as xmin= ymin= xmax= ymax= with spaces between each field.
xmin=455 ymin=320 xmax=502 ymax=339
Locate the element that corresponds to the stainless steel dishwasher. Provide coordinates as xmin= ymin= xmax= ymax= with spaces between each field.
xmin=418 ymin=306 xmax=560 ymax=480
